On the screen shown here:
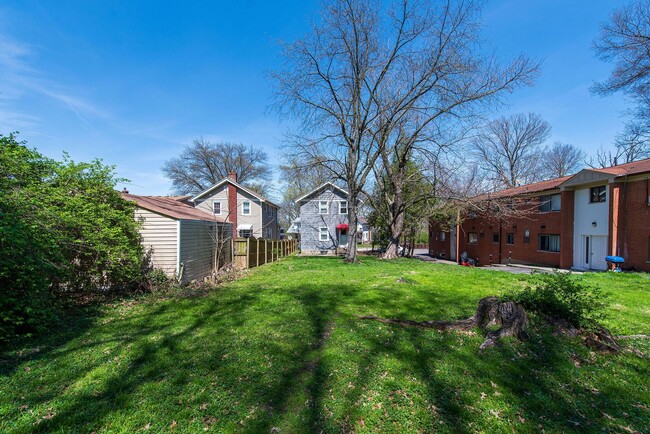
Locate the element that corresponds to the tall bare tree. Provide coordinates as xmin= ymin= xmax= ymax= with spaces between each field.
xmin=592 ymin=0 xmax=650 ymax=163
xmin=543 ymin=142 xmax=585 ymax=178
xmin=473 ymin=113 xmax=551 ymax=189
xmin=273 ymin=0 xmax=537 ymax=261
xmin=272 ymin=0 xmax=388 ymax=262
xmin=162 ymin=138 xmax=272 ymax=195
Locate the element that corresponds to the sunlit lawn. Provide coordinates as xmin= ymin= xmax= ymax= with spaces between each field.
xmin=1 ymin=256 xmax=648 ymax=433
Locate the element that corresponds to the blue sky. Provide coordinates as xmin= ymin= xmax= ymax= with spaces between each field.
xmin=0 ymin=0 xmax=629 ymax=197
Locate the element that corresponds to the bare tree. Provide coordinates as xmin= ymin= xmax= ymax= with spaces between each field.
xmin=592 ymin=0 xmax=650 ymax=163
xmin=162 ymin=138 xmax=273 ymax=195
xmin=473 ymin=113 xmax=551 ymax=189
xmin=543 ymin=142 xmax=585 ymax=178
xmin=273 ymin=0 xmax=537 ymax=261
xmin=272 ymin=0 xmax=388 ymax=262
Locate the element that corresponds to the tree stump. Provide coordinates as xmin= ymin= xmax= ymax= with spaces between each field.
xmin=360 ymin=296 xmax=621 ymax=352
xmin=359 ymin=296 xmax=529 ymax=349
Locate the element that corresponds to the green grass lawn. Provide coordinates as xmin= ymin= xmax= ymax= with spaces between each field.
xmin=1 ymin=257 xmax=648 ymax=433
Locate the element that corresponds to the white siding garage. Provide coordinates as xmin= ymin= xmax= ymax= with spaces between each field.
xmin=125 ymin=193 xmax=232 ymax=284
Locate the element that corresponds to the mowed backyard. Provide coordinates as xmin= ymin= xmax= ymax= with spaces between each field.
xmin=1 ymin=257 xmax=648 ymax=433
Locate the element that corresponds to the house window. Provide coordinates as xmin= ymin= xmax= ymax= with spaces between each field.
xmin=590 ymin=186 xmax=606 ymax=203
xmin=440 ymin=232 xmax=446 ymax=241
xmin=492 ymin=232 xmax=499 ymax=243
xmin=242 ymin=201 xmax=251 ymax=215
xmin=213 ymin=201 xmax=221 ymax=215
xmin=319 ymin=227 xmax=329 ymax=241
xmin=239 ymin=229 xmax=252 ymax=238
xmin=339 ymin=200 xmax=348 ymax=214
xmin=319 ymin=201 xmax=328 ymax=214
xmin=468 ymin=233 xmax=478 ymax=245
xmin=266 ymin=206 xmax=272 ymax=217
xmin=539 ymin=234 xmax=560 ymax=252
xmin=539 ymin=194 xmax=561 ymax=212
xmin=506 ymin=233 xmax=515 ymax=245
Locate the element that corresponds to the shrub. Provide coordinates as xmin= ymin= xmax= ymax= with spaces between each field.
xmin=1 ymin=133 xmax=146 ymax=342
xmin=509 ymin=271 xmax=609 ymax=328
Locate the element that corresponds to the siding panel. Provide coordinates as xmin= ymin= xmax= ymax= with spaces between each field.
xmin=135 ymin=208 xmax=178 ymax=277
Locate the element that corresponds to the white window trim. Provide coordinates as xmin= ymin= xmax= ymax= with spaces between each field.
xmin=319 ymin=226 xmax=329 ymax=241
xmin=319 ymin=200 xmax=328 ymax=215
xmin=242 ymin=201 xmax=251 ymax=215
xmin=339 ymin=200 xmax=348 ymax=215
xmin=213 ymin=201 xmax=222 ymax=215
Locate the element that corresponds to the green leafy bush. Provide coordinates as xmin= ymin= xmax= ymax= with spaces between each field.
xmin=1 ymin=133 xmax=147 ymax=342
xmin=509 ymin=271 xmax=609 ymax=328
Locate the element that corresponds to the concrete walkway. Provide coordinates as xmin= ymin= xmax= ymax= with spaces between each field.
xmin=411 ymin=249 xmax=574 ymax=275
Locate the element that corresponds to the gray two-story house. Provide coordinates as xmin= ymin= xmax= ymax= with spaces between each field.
xmin=296 ymin=182 xmax=350 ymax=255
xmin=190 ymin=173 xmax=281 ymax=239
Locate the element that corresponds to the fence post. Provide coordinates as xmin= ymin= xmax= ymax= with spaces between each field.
xmin=256 ymin=238 xmax=260 ymax=267
xmin=245 ymin=237 xmax=249 ymax=268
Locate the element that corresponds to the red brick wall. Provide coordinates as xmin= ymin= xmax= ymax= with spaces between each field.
xmin=228 ymin=183 xmax=238 ymax=230
xmin=428 ymin=222 xmax=451 ymax=260
xmin=428 ymin=179 xmax=649 ymax=271
xmin=614 ymin=178 xmax=650 ymax=272
xmin=559 ymin=190 xmax=575 ymax=269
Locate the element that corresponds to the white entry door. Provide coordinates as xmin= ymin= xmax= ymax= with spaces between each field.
xmin=583 ymin=235 xmax=608 ymax=271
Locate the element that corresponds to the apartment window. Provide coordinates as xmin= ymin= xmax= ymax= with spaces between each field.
xmin=339 ymin=200 xmax=348 ymax=214
xmin=242 ymin=201 xmax=251 ymax=215
xmin=539 ymin=194 xmax=561 ymax=212
xmin=468 ymin=232 xmax=478 ymax=245
xmin=319 ymin=227 xmax=329 ymax=241
xmin=213 ymin=201 xmax=221 ymax=215
xmin=539 ymin=234 xmax=560 ymax=252
xmin=590 ymin=186 xmax=606 ymax=203
xmin=506 ymin=233 xmax=515 ymax=245
xmin=319 ymin=201 xmax=328 ymax=214
xmin=266 ymin=205 xmax=272 ymax=217
xmin=492 ymin=232 xmax=499 ymax=243
xmin=439 ymin=232 xmax=446 ymax=242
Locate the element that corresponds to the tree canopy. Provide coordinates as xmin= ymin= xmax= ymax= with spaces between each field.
xmin=1 ymin=133 xmax=145 ymax=341
xmin=162 ymin=138 xmax=273 ymax=196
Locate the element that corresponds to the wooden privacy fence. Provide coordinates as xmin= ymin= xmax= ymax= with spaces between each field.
xmin=233 ymin=238 xmax=299 ymax=269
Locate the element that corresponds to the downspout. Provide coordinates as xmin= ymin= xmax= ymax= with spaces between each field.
xmin=456 ymin=208 xmax=461 ymax=263
xmin=498 ymin=218 xmax=503 ymax=265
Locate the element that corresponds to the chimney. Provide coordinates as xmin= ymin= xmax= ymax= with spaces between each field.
xmin=228 ymin=172 xmax=237 ymax=182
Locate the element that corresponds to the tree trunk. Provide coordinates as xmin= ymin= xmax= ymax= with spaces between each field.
xmin=382 ymin=181 xmax=405 ymax=260
xmin=345 ymin=189 xmax=359 ymax=263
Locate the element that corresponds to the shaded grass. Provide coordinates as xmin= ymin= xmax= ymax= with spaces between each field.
xmin=1 ymin=257 xmax=648 ymax=433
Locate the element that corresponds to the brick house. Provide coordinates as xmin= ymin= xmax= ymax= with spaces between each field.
xmin=429 ymin=158 xmax=650 ymax=272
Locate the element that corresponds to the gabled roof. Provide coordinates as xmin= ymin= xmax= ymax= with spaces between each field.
xmin=478 ymin=158 xmax=650 ymax=200
xmin=123 ymin=193 xmax=227 ymax=223
xmin=560 ymin=157 xmax=650 ymax=188
xmin=486 ymin=176 xmax=571 ymax=199
xmin=190 ymin=178 xmax=279 ymax=209
xmin=586 ymin=157 xmax=650 ymax=177
xmin=295 ymin=182 xmax=349 ymax=203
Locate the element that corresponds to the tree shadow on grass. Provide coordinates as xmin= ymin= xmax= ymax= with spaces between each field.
xmin=2 ymin=257 xmax=647 ymax=432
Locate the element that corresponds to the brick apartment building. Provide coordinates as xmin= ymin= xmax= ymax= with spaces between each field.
xmin=429 ymin=158 xmax=650 ymax=272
